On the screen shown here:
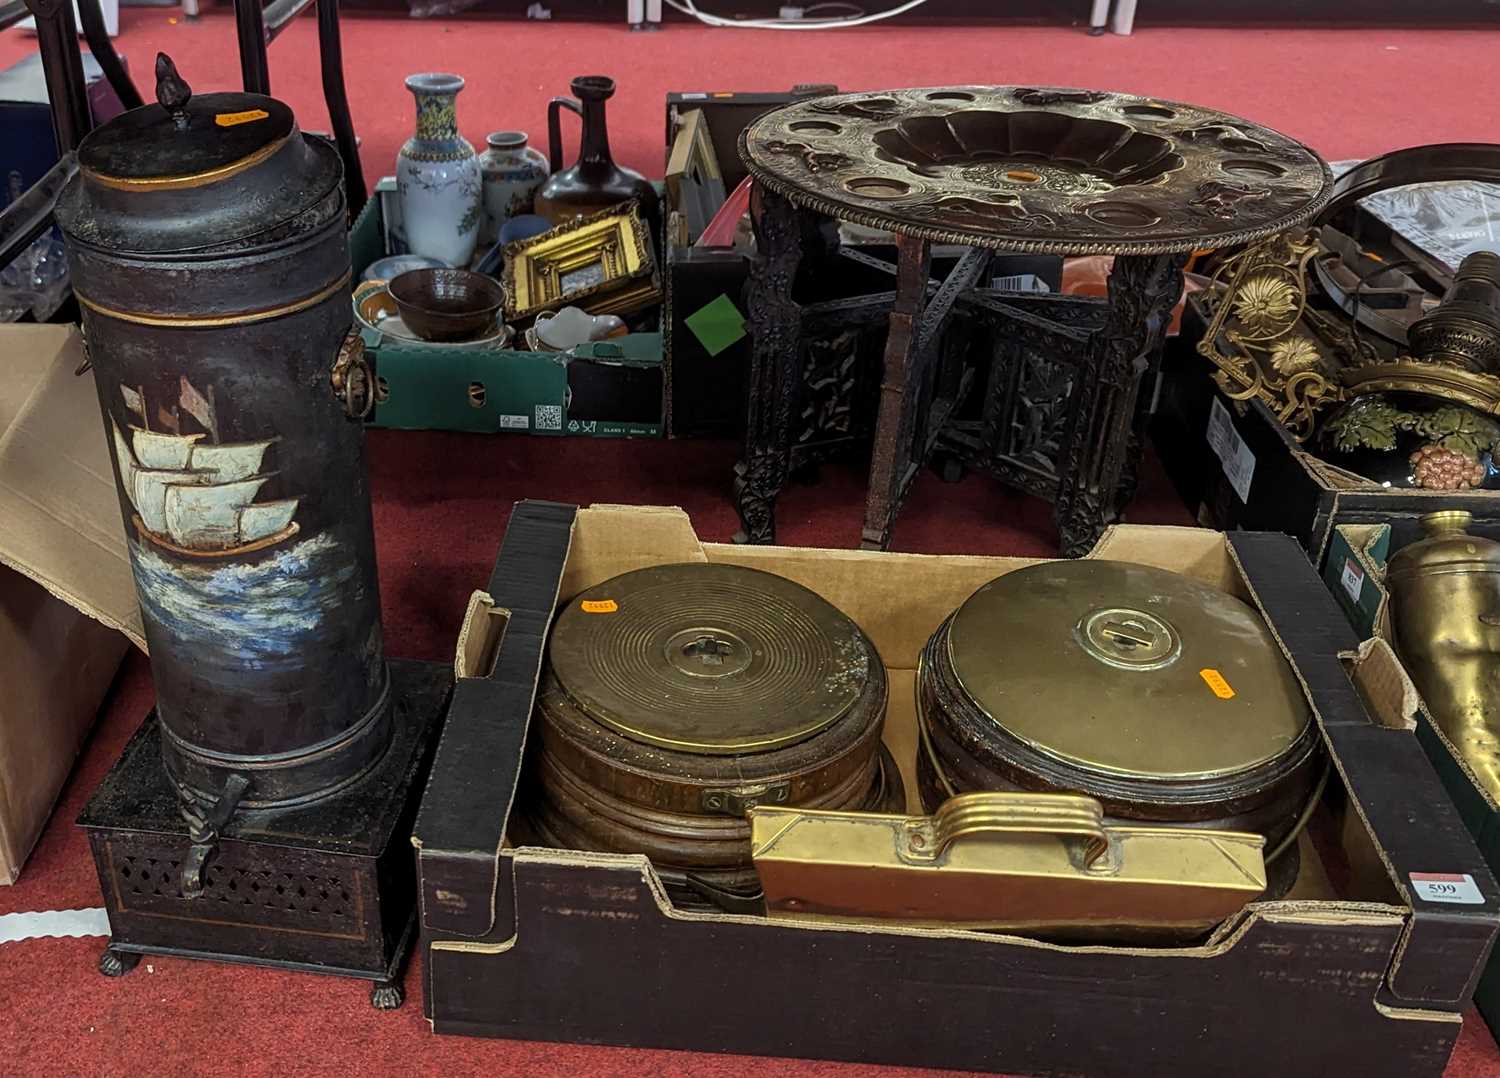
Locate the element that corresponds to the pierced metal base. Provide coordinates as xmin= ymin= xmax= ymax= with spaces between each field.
xmin=80 ymin=659 xmax=451 ymax=1010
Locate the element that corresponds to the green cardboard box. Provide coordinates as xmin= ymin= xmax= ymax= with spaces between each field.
xmin=348 ymin=190 xmax=662 ymax=437
xmin=1324 ymin=522 xmax=1500 ymax=1035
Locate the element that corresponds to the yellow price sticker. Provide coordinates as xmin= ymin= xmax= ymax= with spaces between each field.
xmin=1199 ymin=668 xmax=1235 ymax=700
xmin=215 ymin=109 xmax=270 ymax=128
xmin=580 ymin=599 xmax=618 ymax=614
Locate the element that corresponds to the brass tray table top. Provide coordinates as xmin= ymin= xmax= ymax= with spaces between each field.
xmin=740 ymin=86 xmax=1333 ymax=256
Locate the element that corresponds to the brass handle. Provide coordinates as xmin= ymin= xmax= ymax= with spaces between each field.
xmin=330 ymin=328 xmax=374 ymax=421
xmin=902 ymin=792 xmax=1112 ymax=870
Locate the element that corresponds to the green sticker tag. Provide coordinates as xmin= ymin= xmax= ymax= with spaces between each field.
xmin=683 ymin=294 xmax=747 ymax=357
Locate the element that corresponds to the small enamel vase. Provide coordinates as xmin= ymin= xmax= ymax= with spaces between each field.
xmin=396 ymin=72 xmax=482 ymax=268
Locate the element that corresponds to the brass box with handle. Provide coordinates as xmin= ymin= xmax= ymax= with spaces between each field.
xmin=752 ymin=791 xmax=1267 ymax=941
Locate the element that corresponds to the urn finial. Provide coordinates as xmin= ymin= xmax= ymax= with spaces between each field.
xmin=155 ymin=53 xmax=192 ymax=129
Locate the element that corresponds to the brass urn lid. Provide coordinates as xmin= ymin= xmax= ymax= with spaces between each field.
xmin=547 ymin=563 xmax=872 ymax=755
xmin=945 ymin=560 xmax=1310 ymax=781
xmin=1388 ymin=511 xmax=1500 ymax=578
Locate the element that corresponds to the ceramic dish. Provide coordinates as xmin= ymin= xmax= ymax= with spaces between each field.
xmin=361 ymin=254 xmax=448 ymax=282
xmin=353 ymin=279 xmax=510 ymax=347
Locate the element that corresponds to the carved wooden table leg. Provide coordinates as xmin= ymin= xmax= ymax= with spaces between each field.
xmin=1053 ymin=251 xmax=1188 ymax=558
xmin=859 ymin=233 xmax=932 ymax=551
xmin=734 ymin=186 xmax=808 ymax=545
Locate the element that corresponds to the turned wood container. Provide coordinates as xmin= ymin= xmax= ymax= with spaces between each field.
xmin=520 ymin=563 xmax=901 ymax=895
xmin=916 ymin=560 xmax=1323 ymax=891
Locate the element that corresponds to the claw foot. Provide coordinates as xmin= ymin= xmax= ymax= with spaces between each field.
xmin=370 ymin=980 xmax=404 ymax=1010
xmin=98 ymin=947 xmax=141 ymax=978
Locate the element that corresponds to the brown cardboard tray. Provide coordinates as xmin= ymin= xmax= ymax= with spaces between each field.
xmin=0 ymin=326 xmax=130 ymax=882
xmin=413 ymin=501 xmax=1500 ymax=1076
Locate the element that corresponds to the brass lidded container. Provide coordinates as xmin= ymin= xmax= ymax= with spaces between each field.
xmin=917 ymin=560 xmax=1323 ymax=891
xmin=1387 ymin=511 xmax=1500 ymax=800
xmin=519 ymin=563 xmax=901 ymax=903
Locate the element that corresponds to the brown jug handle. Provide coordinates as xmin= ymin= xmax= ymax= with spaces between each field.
xmin=547 ymin=96 xmax=583 ymax=173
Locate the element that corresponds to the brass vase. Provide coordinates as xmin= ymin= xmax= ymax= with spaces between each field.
xmin=1387 ymin=510 xmax=1500 ymax=800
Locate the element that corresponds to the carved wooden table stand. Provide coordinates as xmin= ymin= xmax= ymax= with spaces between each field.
xmin=736 ymin=86 xmax=1333 ymax=553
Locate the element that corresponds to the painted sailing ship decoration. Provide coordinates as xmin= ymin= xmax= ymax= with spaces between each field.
xmin=110 ymin=378 xmax=301 ymax=558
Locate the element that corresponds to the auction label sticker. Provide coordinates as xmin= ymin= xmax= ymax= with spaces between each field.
xmin=580 ymin=599 xmax=618 ymax=614
xmin=1206 ymin=396 xmax=1256 ymax=503
xmin=1340 ymin=556 xmax=1366 ymax=603
xmin=1410 ymin=872 xmax=1484 ymax=904
xmin=215 ymin=109 xmax=270 ymax=127
xmin=1199 ymin=668 xmax=1236 ymax=700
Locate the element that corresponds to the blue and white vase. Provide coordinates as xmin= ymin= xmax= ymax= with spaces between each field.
xmin=478 ymin=131 xmax=550 ymax=247
xmin=396 ymin=73 xmax=482 ymax=268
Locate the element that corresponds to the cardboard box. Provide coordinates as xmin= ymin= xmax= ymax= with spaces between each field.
xmin=1152 ymin=295 xmax=1500 ymax=566
xmin=662 ymin=87 xmax=900 ymax=441
xmin=348 ymin=195 xmax=664 ymax=437
xmin=0 ymin=326 xmax=131 ymax=882
xmin=413 ymin=501 xmax=1499 ymax=1076
xmin=1325 ymin=521 xmax=1500 ymax=1040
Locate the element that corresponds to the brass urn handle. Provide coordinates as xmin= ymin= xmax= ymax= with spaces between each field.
xmin=901 ymin=791 xmax=1113 ymax=871
xmin=330 ymin=328 xmax=375 ymax=420
xmin=155 ymin=53 xmax=192 ymax=130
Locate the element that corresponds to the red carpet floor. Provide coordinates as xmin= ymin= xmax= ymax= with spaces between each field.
xmin=4 ymin=10 xmax=1500 ymax=1077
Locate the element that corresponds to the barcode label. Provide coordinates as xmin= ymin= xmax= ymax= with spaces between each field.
xmin=498 ymin=414 xmax=529 ymax=430
xmin=1410 ymin=872 xmax=1484 ymax=905
xmin=1340 ymin=557 xmax=1366 ymax=603
xmin=534 ymin=404 xmax=563 ymax=431
xmin=1206 ymin=396 xmax=1256 ymax=503
xmin=992 ymin=273 xmax=1050 ymax=293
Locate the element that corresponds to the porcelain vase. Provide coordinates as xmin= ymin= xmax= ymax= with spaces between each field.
xmin=396 ymin=73 xmax=482 ymax=268
xmin=478 ymin=131 xmax=550 ymax=247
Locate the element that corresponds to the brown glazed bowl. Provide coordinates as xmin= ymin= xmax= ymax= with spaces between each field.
xmin=387 ymin=268 xmax=504 ymax=342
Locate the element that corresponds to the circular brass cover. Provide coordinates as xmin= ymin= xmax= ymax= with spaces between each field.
xmin=548 ymin=563 xmax=872 ymax=755
xmin=740 ymin=86 xmax=1332 ymax=255
xmin=946 ymin=560 xmax=1310 ymax=780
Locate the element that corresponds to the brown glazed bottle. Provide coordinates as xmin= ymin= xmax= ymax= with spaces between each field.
xmin=535 ymin=76 xmax=660 ymax=235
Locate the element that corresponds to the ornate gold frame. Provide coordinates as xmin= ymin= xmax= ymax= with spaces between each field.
xmin=502 ymin=203 xmax=660 ymax=321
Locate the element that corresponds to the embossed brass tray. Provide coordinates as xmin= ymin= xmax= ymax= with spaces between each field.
xmin=740 ymin=86 xmax=1332 ymax=255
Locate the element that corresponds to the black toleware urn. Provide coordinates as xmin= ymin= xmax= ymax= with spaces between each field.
xmin=58 ymin=55 xmax=452 ymax=1008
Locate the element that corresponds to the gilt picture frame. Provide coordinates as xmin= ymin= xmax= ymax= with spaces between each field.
xmin=502 ymin=203 xmax=660 ymax=321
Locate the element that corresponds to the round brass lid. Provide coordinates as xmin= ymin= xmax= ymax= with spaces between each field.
xmin=945 ymin=559 xmax=1310 ymax=781
xmin=547 ymin=563 xmax=872 ymax=755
